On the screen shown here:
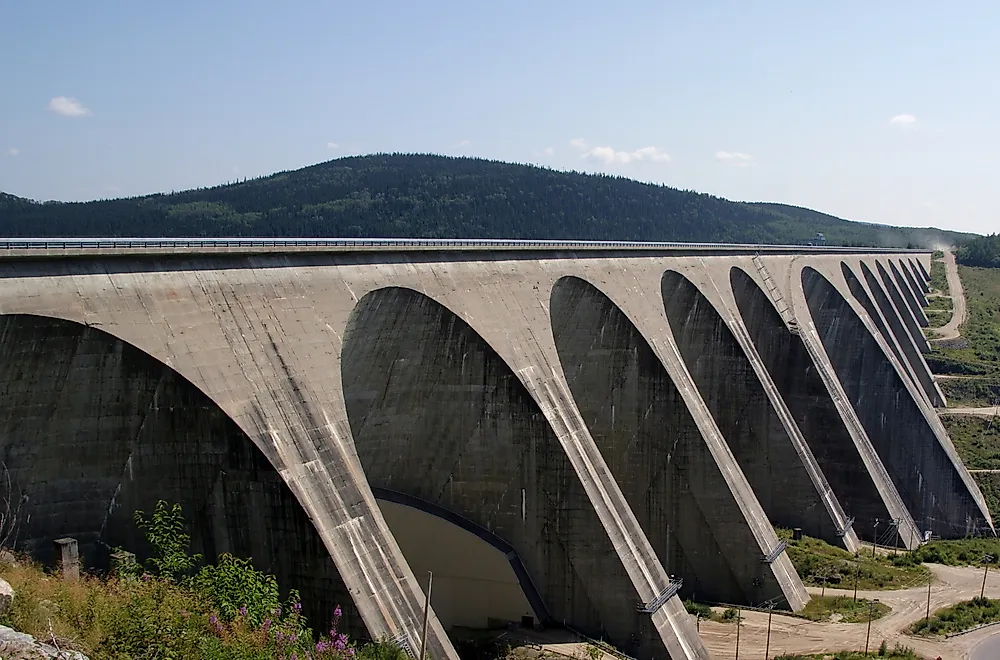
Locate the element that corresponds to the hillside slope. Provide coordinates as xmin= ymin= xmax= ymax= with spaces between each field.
xmin=0 ymin=154 xmax=975 ymax=246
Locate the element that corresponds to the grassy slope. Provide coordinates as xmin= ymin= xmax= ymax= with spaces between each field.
xmin=927 ymin=262 xmax=1000 ymax=406
xmin=776 ymin=529 xmax=930 ymax=590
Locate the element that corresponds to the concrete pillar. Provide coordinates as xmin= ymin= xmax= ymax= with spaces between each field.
xmin=731 ymin=265 xmax=912 ymax=547
xmin=907 ymin=259 xmax=931 ymax=293
xmin=889 ymin=260 xmax=929 ymax=326
xmin=343 ymin=286 xmax=708 ymax=659
xmin=53 ymin=538 xmax=79 ymax=581
xmin=877 ymin=262 xmax=930 ymax=348
xmin=801 ymin=266 xmax=992 ymax=540
xmin=550 ymin=275 xmax=808 ymax=610
xmin=899 ymin=259 xmax=929 ymax=306
xmin=850 ymin=263 xmax=945 ymax=407
xmin=661 ymin=269 xmax=850 ymax=551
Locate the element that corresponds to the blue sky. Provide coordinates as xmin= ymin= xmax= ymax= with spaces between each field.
xmin=1 ymin=1 xmax=997 ymax=234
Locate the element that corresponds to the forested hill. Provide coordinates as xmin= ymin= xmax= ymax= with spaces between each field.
xmin=0 ymin=154 xmax=974 ymax=246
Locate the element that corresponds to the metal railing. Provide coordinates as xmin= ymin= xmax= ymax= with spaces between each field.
xmin=0 ymin=237 xmax=925 ymax=252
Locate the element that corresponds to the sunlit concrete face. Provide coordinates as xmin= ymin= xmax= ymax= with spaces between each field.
xmin=0 ymin=314 xmax=354 ymax=631
xmin=729 ymin=268 xmax=894 ymax=544
xmin=341 ymin=286 xmax=647 ymax=650
xmin=801 ymin=268 xmax=991 ymax=539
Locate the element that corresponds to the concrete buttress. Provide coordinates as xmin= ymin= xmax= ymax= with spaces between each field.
xmin=0 ymin=245 xmax=981 ymax=659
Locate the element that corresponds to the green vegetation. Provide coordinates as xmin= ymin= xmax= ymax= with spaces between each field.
xmin=909 ymin=596 xmax=1000 ymax=636
xmin=941 ymin=415 xmax=1000 ymax=469
xmin=930 ymin=252 xmax=949 ymax=294
xmin=928 ymin=264 xmax=1000 ymax=406
xmin=0 ymin=155 xmax=975 ymax=246
xmin=682 ymin=600 xmax=740 ymax=623
xmin=912 ymin=538 xmax=1000 ymax=567
xmin=974 ymin=473 xmax=1000 ymax=524
xmin=938 ymin=378 xmax=1000 ymax=407
xmin=925 ymin=295 xmax=953 ymax=328
xmin=799 ymin=595 xmax=890 ymax=623
xmin=775 ymin=645 xmax=918 ymax=660
xmin=957 ymin=233 xmax=1000 ymax=268
xmin=0 ymin=500 xmax=405 ymax=660
xmin=777 ymin=529 xmax=930 ymax=590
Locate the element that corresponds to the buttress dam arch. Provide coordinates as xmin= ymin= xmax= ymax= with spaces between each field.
xmin=0 ymin=313 xmax=354 ymax=630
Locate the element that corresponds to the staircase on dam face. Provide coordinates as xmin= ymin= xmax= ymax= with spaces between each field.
xmin=753 ymin=254 xmax=799 ymax=335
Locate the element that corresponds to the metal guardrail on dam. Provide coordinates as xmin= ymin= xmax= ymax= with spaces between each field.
xmin=0 ymin=237 xmax=925 ymax=253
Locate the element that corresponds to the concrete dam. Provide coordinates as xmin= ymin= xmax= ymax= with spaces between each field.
xmin=0 ymin=239 xmax=991 ymax=660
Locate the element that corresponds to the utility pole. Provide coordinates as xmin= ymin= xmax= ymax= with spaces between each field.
xmin=419 ymin=572 xmax=433 ymax=660
xmin=764 ymin=602 xmax=775 ymax=660
xmin=872 ymin=518 xmax=880 ymax=558
xmin=865 ymin=598 xmax=879 ymax=654
xmin=981 ymin=554 xmax=995 ymax=600
xmin=734 ymin=607 xmax=741 ymax=660
xmin=853 ymin=552 xmax=861 ymax=601
xmin=925 ymin=576 xmax=932 ymax=623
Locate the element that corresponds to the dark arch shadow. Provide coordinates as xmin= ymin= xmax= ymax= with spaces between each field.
xmin=549 ymin=275 xmax=756 ymax=606
xmin=889 ymin=260 xmax=928 ymax=326
xmin=658 ymin=270 xmax=841 ymax=545
xmin=915 ymin=258 xmax=931 ymax=284
xmin=907 ymin=259 xmax=930 ymax=294
xmin=876 ymin=262 xmax=929 ymax=352
xmin=841 ymin=262 xmax=912 ymax=382
xmin=730 ymin=267 xmax=892 ymax=544
xmin=899 ymin=259 xmax=928 ymax=306
xmin=800 ymin=269 xmax=991 ymax=539
xmin=850 ymin=263 xmax=941 ymax=407
xmin=0 ymin=313 xmax=354 ymax=630
xmin=341 ymin=286 xmax=647 ymax=654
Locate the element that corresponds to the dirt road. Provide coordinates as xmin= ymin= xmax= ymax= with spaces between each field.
xmin=939 ymin=407 xmax=1000 ymax=418
xmin=698 ymin=564 xmax=1000 ymax=659
xmin=931 ymin=249 xmax=968 ymax=342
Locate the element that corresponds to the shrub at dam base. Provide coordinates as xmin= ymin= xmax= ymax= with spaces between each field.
xmin=0 ymin=500 xmax=407 ymax=660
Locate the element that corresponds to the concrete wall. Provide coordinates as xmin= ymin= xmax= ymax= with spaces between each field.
xmin=0 ymin=247 xmax=987 ymax=660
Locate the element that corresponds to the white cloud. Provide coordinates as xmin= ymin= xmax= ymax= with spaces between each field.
xmin=5 ymin=147 xmax=18 ymax=157
xmin=48 ymin=96 xmax=91 ymax=117
xmin=570 ymin=139 xmax=670 ymax=165
xmin=716 ymin=151 xmax=754 ymax=167
xmin=542 ymin=146 xmax=554 ymax=156
xmin=327 ymin=142 xmax=339 ymax=149
xmin=457 ymin=139 xmax=472 ymax=148
xmin=889 ymin=114 xmax=917 ymax=128
xmin=104 ymin=185 xmax=121 ymax=194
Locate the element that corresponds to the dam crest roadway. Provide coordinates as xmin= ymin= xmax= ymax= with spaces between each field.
xmin=0 ymin=238 xmax=990 ymax=660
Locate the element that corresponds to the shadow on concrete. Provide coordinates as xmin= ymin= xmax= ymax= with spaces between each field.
xmin=0 ymin=313 xmax=353 ymax=631
xmin=800 ymin=268 xmax=992 ymax=540
xmin=549 ymin=275 xmax=744 ymax=605
xmin=730 ymin=266 xmax=892 ymax=545
xmin=341 ymin=286 xmax=646 ymax=653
